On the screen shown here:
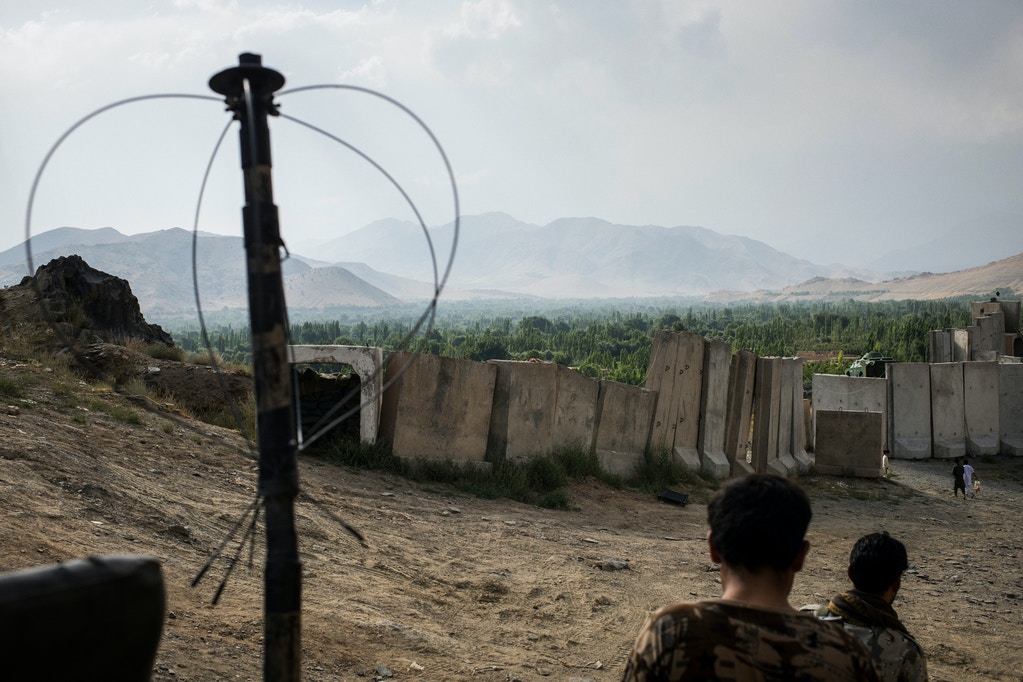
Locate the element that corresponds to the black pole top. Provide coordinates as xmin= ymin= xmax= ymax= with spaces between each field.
xmin=209 ymin=52 xmax=285 ymax=99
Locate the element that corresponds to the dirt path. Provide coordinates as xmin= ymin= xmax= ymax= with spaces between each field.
xmin=1 ymin=383 xmax=1022 ymax=681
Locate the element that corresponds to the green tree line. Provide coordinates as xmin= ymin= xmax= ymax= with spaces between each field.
xmin=169 ymin=298 xmax=973 ymax=386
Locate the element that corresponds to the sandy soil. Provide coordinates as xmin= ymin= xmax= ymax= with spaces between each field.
xmin=1 ymin=356 xmax=1022 ymax=681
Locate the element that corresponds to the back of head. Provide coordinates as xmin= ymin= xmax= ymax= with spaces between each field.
xmin=848 ymin=531 xmax=908 ymax=594
xmin=706 ymin=474 xmax=812 ymax=573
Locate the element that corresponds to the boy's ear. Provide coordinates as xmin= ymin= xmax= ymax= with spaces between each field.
xmin=707 ymin=531 xmax=722 ymax=564
xmin=791 ymin=539 xmax=811 ymax=573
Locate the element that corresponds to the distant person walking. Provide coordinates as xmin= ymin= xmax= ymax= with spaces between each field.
xmin=963 ymin=459 xmax=976 ymax=499
xmin=952 ymin=459 xmax=966 ymax=498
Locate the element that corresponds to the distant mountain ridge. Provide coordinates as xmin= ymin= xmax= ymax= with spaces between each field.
xmin=2 ymin=215 xmax=1020 ymax=321
xmin=311 ymin=213 xmax=887 ymax=297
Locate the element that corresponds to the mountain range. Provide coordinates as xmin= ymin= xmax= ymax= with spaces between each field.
xmin=1 ymin=214 xmax=1019 ymax=321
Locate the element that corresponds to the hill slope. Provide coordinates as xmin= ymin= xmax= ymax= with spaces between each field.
xmin=1 ymin=284 xmax=1022 ymax=680
xmin=709 ymin=252 xmax=1023 ymax=303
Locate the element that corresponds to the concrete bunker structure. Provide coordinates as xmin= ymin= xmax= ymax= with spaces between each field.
xmin=288 ymin=344 xmax=384 ymax=445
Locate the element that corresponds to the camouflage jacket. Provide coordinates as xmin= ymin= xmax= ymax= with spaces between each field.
xmin=621 ymin=599 xmax=880 ymax=681
xmin=826 ymin=591 xmax=928 ymax=682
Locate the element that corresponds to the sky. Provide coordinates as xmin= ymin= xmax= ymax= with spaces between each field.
xmin=2 ymin=0 xmax=1023 ymax=269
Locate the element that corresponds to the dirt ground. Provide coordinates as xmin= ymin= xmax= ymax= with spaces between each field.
xmin=1 ymin=355 xmax=1022 ymax=681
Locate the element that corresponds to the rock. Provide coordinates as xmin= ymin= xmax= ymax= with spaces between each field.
xmin=19 ymin=255 xmax=173 ymax=346
xmin=597 ymin=558 xmax=630 ymax=571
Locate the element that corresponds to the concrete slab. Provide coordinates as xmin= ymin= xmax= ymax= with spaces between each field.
xmin=288 ymin=344 xmax=383 ymax=444
xmin=724 ymin=350 xmax=756 ymax=475
xmin=379 ymin=351 xmax=496 ymax=462
xmin=999 ymin=363 xmax=1023 ymax=455
xmin=888 ymin=363 xmax=932 ymax=460
xmin=930 ymin=362 xmax=966 ymax=459
xmin=974 ymin=299 xmax=1020 ymax=334
xmin=552 ymin=364 xmax=599 ymax=451
xmin=753 ymin=357 xmax=792 ymax=476
xmin=812 ymin=373 xmax=887 ymax=462
xmin=593 ymin=381 xmax=656 ymax=477
xmin=645 ymin=331 xmax=680 ymax=453
xmin=787 ymin=358 xmax=813 ymax=473
xmin=670 ymin=332 xmax=705 ymax=469
xmin=813 ymin=411 xmax=884 ymax=477
xmin=697 ymin=339 xmax=731 ymax=478
xmin=964 ymin=362 xmax=999 ymax=456
xmin=486 ymin=360 xmax=558 ymax=461
xmin=974 ymin=312 xmax=1005 ymax=357
xmin=953 ymin=328 xmax=974 ymax=363
xmin=929 ymin=330 xmax=953 ymax=364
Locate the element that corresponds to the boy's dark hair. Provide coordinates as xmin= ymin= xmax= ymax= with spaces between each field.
xmin=847 ymin=531 xmax=908 ymax=594
xmin=706 ymin=474 xmax=812 ymax=572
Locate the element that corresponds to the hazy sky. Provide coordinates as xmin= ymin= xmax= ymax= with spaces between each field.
xmin=3 ymin=1 xmax=1023 ymax=267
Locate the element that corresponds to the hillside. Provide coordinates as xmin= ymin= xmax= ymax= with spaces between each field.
xmin=2 ymin=284 xmax=1023 ymax=680
xmin=707 ymin=252 xmax=1023 ymax=304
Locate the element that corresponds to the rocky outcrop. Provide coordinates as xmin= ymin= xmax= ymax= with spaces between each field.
xmin=18 ymin=255 xmax=173 ymax=346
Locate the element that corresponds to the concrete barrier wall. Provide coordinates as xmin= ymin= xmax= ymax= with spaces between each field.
xmin=964 ymin=362 xmax=999 ymax=456
xmin=888 ymin=362 xmax=932 ymax=459
xmin=975 ymin=313 xmax=1005 ymax=357
xmin=486 ymin=360 xmax=559 ymax=461
xmin=673 ymin=332 xmax=705 ymax=469
xmin=698 ymin=339 xmax=731 ymax=477
xmin=379 ymin=351 xmax=497 ymax=461
xmin=999 ymin=363 xmax=1023 ymax=455
xmin=953 ymin=328 xmax=973 ymax=363
xmin=593 ymin=381 xmax=656 ymax=476
xmin=644 ymin=331 xmax=704 ymax=470
xmin=929 ymin=330 xmax=953 ymax=364
xmin=645 ymin=330 xmax=681 ymax=453
xmin=973 ymin=300 xmax=1020 ymax=335
xmin=811 ymin=374 xmax=887 ymax=456
xmin=787 ymin=358 xmax=812 ymax=472
xmin=348 ymin=332 xmax=1019 ymax=478
xmin=752 ymin=357 xmax=791 ymax=476
xmin=553 ymin=364 xmax=600 ymax=451
xmin=724 ymin=350 xmax=756 ymax=475
xmin=930 ymin=362 xmax=966 ymax=459
xmin=814 ymin=411 xmax=883 ymax=477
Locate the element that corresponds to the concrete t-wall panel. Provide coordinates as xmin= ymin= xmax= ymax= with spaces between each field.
xmin=288 ymin=344 xmax=384 ymax=444
xmin=645 ymin=331 xmax=680 ymax=453
xmin=974 ymin=300 xmax=1019 ymax=335
xmin=974 ymin=312 xmax=1004 ymax=357
xmin=787 ymin=358 xmax=812 ymax=473
xmin=953 ymin=328 xmax=974 ymax=363
xmin=811 ymin=374 xmax=887 ymax=458
xmin=814 ymin=411 xmax=884 ymax=477
xmin=724 ymin=350 xmax=756 ymax=475
xmin=888 ymin=362 xmax=932 ymax=460
xmin=775 ymin=358 xmax=798 ymax=475
xmin=593 ymin=381 xmax=656 ymax=477
xmin=553 ymin=364 xmax=599 ymax=451
xmin=753 ymin=357 xmax=790 ymax=476
xmin=812 ymin=375 xmax=887 ymax=413
xmin=698 ymin=339 xmax=731 ymax=478
xmin=670 ymin=332 xmax=705 ymax=471
xmin=929 ymin=330 xmax=952 ymax=364
xmin=379 ymin=351 xmax=496 ymax=462
xmin=964 ymin=362 xmax=999 ymax=456
xmin=999 ymin=363 xmax=1023 ymax=455
xmin=930 ymin=362 xmax=966 ymax=459
xmin=486 ymin=360 xmax=558 ymax=461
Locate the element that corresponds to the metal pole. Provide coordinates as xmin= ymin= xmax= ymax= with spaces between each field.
xmin=209 ymin=53 xmax=300 ymax=681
